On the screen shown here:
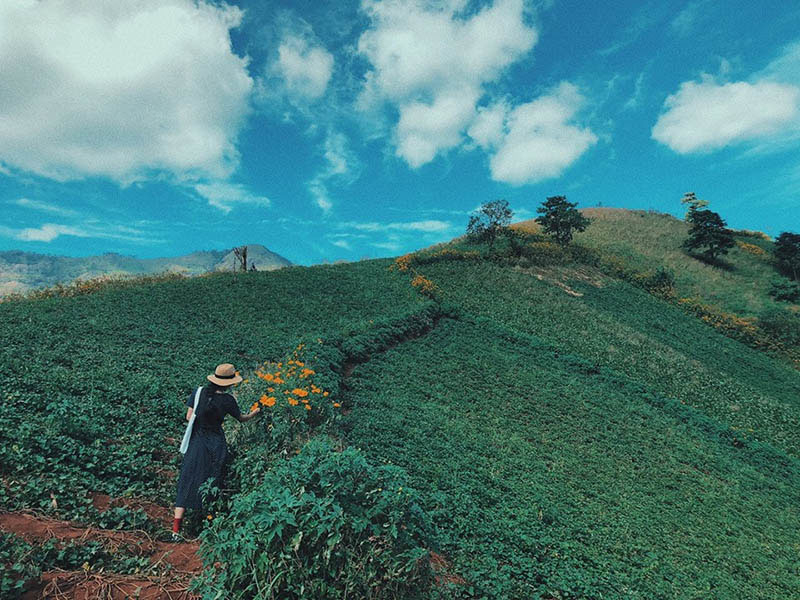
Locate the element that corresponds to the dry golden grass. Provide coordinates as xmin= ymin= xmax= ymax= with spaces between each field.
xmin=512 ymin=207 xmax=784 ymax=318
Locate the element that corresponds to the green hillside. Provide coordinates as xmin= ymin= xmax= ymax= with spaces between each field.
xmin=515 ymin=207 xmax=792 ymax=318
xmin=1 ymin=210 xmax=799 ymax=599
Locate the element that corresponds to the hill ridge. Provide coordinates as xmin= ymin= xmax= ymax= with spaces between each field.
xmin=0 ymin=243 xmax=292 ymax=296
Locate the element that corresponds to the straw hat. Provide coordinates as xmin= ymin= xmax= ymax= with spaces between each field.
xmin=207 ymin=363 xmax=243 ymax=386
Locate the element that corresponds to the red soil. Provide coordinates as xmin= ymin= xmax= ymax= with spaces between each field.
xmin=22 ymin=571 xmax=199 ymax=600
xmin=429 ymin=551 xmax=466 ymax=586
xmin=0 ymin=511 xmax=203 ymax=599
xmin=90 ymin=492 xmax=173 ymax=529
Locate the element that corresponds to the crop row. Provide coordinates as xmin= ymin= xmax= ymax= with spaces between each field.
xmin=417 ymin=258 xmax=800 ymax=459
xmin=342 ymin=316 xmax=800 ymax=599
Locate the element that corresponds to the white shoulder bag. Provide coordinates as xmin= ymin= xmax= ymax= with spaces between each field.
xmin=179 ymin=387 xmax=202 ymax=454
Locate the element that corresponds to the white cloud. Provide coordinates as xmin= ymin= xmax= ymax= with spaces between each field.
xmin=14 ymin=224 xmax=87 ymax=243
xmin=761 ymin=41 xmax=800 ymax=83
xmin=372 ymin=240 xmax=402 ymax=252
xmin=623 ymin=72 xmax=646 ymax=111
xmin=468 ymin=82 xmax=597 ymax=185
xmin=340 ymin=220 xmax=452 ymax=232
xmin=357 ymin=0 xmax=537 ymax=167
xmin=396 ymin=88 xmax=480 ymax=167
xmin=468 ymin=101 xmax=509 ymax=149
xmin=193 ymin=182 xmax=271 ymax=213
xmin=652 ymin=76 xmax=800 ymax=154
xmin=0 ymin=0 xmax=253 ymax=184
xmin=671 ymin=0 xmax=711 ymax=37
xmin=10 ymin=198 xmax=78 ymax=217
xmin=0 ymin=222 xmax=161 ymax=244
xmin=307 ymin=131 xmax=360 ymax=211
xmin=330 ymin=239 xmax=352 ymax=250
xmin=274 ymin=34 xmax=334 ymax=101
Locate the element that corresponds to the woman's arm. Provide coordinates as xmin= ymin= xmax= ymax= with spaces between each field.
xmin=186 ymin=407 xmax=193 ymax=421
xmin=237 ymin=407 xmax=260 ymax=423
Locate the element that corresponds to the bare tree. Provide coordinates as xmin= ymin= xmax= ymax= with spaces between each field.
xmin=233 ymin=246 xmax=248 ymax=272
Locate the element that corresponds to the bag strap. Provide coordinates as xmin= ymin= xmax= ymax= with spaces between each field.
xmin=193 ymin=386 xmax=202 ymax=411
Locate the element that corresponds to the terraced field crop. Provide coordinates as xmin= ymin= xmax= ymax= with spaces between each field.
xmin=419 ymin=259 xmax=800 ymax=459
xmin=343 ymin=316 xmax=800 ymax=598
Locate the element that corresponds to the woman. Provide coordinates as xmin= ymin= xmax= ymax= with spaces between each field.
xmin=172 ymin=363 xmax=260 ymax=539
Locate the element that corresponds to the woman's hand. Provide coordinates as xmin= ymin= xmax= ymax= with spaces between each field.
xmin=239 ymin=406 xmax=261 ymax=423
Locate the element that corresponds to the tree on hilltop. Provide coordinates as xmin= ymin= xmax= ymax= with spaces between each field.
xmin=535 ymin=195 xmax=590 ymax=246
xmin=680 ymin=192 xmax=708 ymax=220
xmin=466 ymin=199 xmax=513 ymax=250
xmin=774 ymin=232 xmax=800 ymax=281
xmin=683 ymin=209 xmax=734 ymax=261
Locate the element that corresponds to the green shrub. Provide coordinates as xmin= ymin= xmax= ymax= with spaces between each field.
xmin=635 ymin=267 xmax=676 ymax=297
xmin=758 ymin=309 xmax=800 ymax=348
xmin=769 ymin=279 xmax=800 ymax=303
xmin=196 ymin=437 xmax=434 ymax=599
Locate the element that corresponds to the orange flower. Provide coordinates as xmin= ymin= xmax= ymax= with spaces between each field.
xmin=333 ymin=402 xmax=341 ymax=408
xmin=292 ymin=388 xmax=309 ymax=397
xmin=267 ymin=387 xmax=274 ymax=392
xmin=250 ymin=402 xmax=259 ymax=411
xmin=259 ymin=395 xmax=276 ymax=408
xmin=323 ymin=391 xmax=329 ymax=397
xmin=296 ymin=361 xmax=305 ymax=367
xmin=305 ymin=404 xmax=312 ymax=411
xmin=288 ymin=398 xmax=299 ymax=406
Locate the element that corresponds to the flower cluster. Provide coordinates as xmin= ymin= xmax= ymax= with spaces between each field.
xmin=410 ymin=275 xmax=437 ymax=296
xmin=736 ymin=240 xmax=767 ymax=256
xmin=248 ymin=343 xmax=335 ymax=416
xmin=390 ymin=254 xmax=413 ymax=272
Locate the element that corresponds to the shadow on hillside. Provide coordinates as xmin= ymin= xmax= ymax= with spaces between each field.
xmin=685 ymin=252 xmax=735 ymax=271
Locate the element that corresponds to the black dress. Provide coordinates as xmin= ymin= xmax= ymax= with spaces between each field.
xmin=175 ymin=387 xmax=241 ymax=510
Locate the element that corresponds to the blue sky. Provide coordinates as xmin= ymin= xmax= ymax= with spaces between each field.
xmin=0 ymin=0 xmax=798 ymax=265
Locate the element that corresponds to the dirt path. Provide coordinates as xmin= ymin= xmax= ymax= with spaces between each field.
xmin=1 ymin=508 xmax=202 ymax=599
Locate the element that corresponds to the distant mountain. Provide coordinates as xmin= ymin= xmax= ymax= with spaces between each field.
xmin=0 ymin=244 xmax=292 ymax=296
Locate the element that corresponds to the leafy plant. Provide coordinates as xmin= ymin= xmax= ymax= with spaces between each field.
xmin=196 ymin=437 xmax=433 ymax=599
